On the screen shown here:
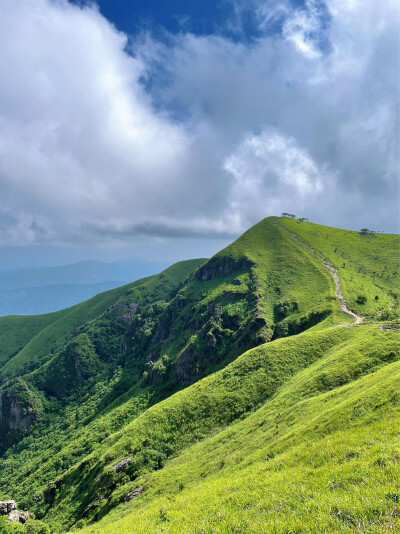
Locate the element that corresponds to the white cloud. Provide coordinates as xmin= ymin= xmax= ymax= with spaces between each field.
xmin=0 ymin=0 xmax=398 ymax=248
xmin=282 ymin=0 xmax=324 ymax=59
xmin=0 ymin=0 xmax=190 ymax=244
xmin=223 ymin=129 xmax=327 ymax=229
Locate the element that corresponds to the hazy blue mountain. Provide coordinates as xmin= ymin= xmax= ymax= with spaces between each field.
xmin=0 ymin=258 xmax=171 ymax=315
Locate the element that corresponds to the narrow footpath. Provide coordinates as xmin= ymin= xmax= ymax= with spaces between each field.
xmin=275 ymin=219 xmax=363 ymax=324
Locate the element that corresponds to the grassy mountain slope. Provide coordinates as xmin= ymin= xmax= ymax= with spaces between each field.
xmin=0 ymin=278 xmax=151 ymax=381
xmin=0 ymin=259 xmax=203 ymax=382
xmin=0 ymin=217 xmax=398 ymax=533
xmin=280 ymin=217 xmax=399 ymax=318
xmin=80 ymin=325 xmax=399 ymax=534
xmin=0 ymin=311 xmax=66 ymax=368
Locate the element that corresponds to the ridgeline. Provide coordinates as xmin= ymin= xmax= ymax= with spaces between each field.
xmin=0 ymin=217 xmax=398 ymax=533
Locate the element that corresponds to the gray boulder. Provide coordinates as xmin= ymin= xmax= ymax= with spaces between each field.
xmin=0 ymin=500 xmax=17 ymax=515
xmin=125 ymin=486 xmax=144 ymax=501
xmin=9 ymin=509 xmax=29 ymax=523
xmin=111 ymin=457 xmax=132 ymax=472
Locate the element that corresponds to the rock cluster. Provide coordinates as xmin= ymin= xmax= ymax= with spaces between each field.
xmin=0 ymin=380 xmax=40 ymax=450
xmin=194 ymin=255 xmax=252 ymax=281
xmin=0 ymin=500 xmax=16 ymax=515
xmin=0 ymin=500 xmax=30 ymax=523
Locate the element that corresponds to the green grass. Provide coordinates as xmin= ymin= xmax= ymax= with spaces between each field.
xmin=206 ymin=217 xmax=339 ymax=324
xmin=279 ymin=217 xmax=400 ymax=319
xmin=0 ymin=259 xmax=206 ymax=382
xmin=0 ymin=279 xmax=152 ymax=381
xmin=0 ymin=311 xmax=66 ymax=368
xmin=2 ymin=324 xmax=395 ymax=530
xmin=0 ymin=217 xmax=399 ymax=534
xmin=77 ymin=324 xmax=399 ymax=533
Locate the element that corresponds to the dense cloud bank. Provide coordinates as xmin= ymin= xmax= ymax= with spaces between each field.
xmin=0 ymin=0 xmax=398 ymax=248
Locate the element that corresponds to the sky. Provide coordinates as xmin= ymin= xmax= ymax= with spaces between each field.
xmin=0 ymin=0 xmax=398 ymax=267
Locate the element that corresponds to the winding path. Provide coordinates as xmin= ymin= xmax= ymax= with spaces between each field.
xmin=275 ymin=219 xmax=363 ymax=324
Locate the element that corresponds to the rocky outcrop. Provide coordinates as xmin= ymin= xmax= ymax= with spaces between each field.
xmin=111 ymin=457 xmax=132 ymax=472
xmin=379 ymin=322 xmax=400 ymax=331
xmin=0 ymin=501 xmax=16 ymax=515
xmin=115 ymin=301 xmax=138 ymax=326
xmin=154 ymin=314 xmax=174 ymax=343
xmin=0 ymin=500 xmax=30 ymax=524
xmin=9 ymin=510 xmax=30 ymax=523
xmin=0 ymin=379 xmax=41 ymax=449
xmin=175 ymin=343 xmax=199 ymax=385
xmin=125 ymin=486 xmax=144 ymax=501
xmin=194 ymin=255 xmax=253 ymax=281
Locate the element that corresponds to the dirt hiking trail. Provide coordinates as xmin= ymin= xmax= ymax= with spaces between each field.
xmin=276 ymin=219 xmax=363 ymax=325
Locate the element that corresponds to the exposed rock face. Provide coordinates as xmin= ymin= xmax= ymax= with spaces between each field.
xmin=0 ymin=500 xmax=17 ymax=514
xmin=194 ymin=256 xmax=253 ymax=281
xmin=175 ymin=343 xmax=199 ymax=385
xmin=154 ymin=315 xmax=174 ymax=343
xmin=116 ymin=302 xmax=138 ymax=326
xmin=0 ymin=500 xmax=30 ymax=524
xmin=9 ymin=510 xmax=30 ymax=523
xmin=0 ymin=379 xmax=41 ymax=449
xmin=111 ymin=457 xmax=132 ymax=472
xmin=125 ymin=486 xmax=144 ymax=501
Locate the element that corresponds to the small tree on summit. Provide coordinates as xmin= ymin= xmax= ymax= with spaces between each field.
xmin=281 ymin=212 xmax=296 ymax=218
xmin=297 ymin=217 xmax=309 ymax=222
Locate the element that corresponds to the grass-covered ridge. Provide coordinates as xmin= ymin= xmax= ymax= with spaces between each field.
xmin=0 ymin=217 xmax=398 ymax=533
xmin=0 ymin=259 xmax=205 ymax=382
xmin=279 ymin=217 xmax=400 ymax=319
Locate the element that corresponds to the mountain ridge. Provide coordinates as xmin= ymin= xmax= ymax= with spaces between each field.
xmin=0 ymin=216 xmax=398 ymax=533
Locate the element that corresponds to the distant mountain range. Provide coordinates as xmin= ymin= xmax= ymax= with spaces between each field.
xmin=0 ymin=258 xmax=171 ymax=315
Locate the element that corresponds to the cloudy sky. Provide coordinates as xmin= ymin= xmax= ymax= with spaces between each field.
xmin=0 ymin=0 xmax=398 ymax=266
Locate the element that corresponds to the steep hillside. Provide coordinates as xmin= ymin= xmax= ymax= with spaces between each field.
xmin=0 ymin=217 xmax=398 ymax=534
xmin=0 ymin=259 xmax=205 ymax=450
xmin=79 ymin=324 xmax=399 ymax=534
xmin=0 ymin=259 xmax=203 ymax=382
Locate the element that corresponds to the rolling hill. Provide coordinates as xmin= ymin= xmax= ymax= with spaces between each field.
xmin=0 ymin=216 xmax=398 ymax=534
